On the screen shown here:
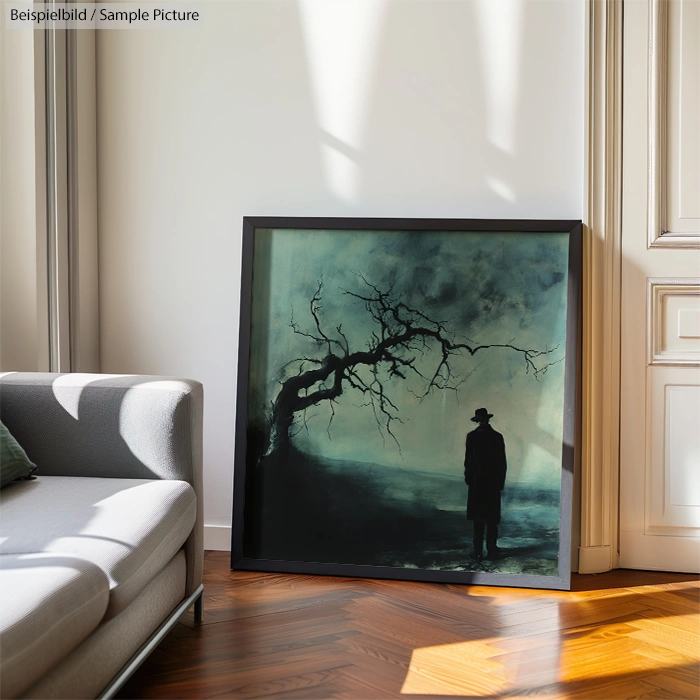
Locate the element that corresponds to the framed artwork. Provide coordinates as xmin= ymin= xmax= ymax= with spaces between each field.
xmin=232 ymin=217 xmax=581 ymax=590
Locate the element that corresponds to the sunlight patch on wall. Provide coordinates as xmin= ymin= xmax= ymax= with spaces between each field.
xmin=298 ymin=0 xmax=388 ymax=202
xmin=474 ymin=0 xmax=524 ymax=155
xmin=318 ymin=147 xmax=357 ymax=204
xmin=485 ymin=175 xmax=517 ymax=203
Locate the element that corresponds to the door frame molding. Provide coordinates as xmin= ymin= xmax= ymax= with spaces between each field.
xmin=579 ymin=0 xmax=623 ymax=574
xmin=647 ymin=0 xmax=669 ymax=247
xmin=37 ymin=0 xmax=100 ymax=372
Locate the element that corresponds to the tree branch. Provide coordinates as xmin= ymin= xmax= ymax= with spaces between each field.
xmin=267 ymin=276 xmax=564 ymax=456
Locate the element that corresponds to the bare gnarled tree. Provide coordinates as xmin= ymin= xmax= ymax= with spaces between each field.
xmin=264 ymin=275 xmax=561 ymax=459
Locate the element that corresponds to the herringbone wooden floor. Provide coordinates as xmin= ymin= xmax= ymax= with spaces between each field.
xmin=117 ymin=552 xmax=699 ymax=699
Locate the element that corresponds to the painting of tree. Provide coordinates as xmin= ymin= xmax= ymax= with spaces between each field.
xmin=235 ymin=219 xmax=579 ymax=589
xmin=265 ymin=275 xmax=560 ymax=459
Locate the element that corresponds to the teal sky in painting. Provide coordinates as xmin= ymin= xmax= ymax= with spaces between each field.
xmin=247 ymin=228 xmax=570 ymax=489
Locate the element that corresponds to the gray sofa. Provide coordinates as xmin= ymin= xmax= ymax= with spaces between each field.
xmin=0 ymin=373 xmax=204 ymax=699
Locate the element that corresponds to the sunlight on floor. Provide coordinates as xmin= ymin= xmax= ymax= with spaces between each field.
xmin=401 ymin=597 xmax=699 ymax=697
xmin=400 ymin=637 xmax=511 ymax=696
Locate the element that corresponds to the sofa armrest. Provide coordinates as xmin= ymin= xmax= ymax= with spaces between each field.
xmin=0 ymin=372 xmax=204 ymax=596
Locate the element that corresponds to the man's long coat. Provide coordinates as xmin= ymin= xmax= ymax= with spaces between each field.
xmin=464 ymin=423 xmax=507 ymax=523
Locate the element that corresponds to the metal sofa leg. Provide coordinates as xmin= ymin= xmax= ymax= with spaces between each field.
xmin=194 ymin=590 xmax=204 ymax=623
xmin=98 ymin=584 xmax=204 ymax=699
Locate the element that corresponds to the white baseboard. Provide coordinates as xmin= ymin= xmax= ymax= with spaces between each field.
xmin=204 ymin=524 xmax=232 ymax=551
xmin=578 ymin=544 xmax=612 ymax=574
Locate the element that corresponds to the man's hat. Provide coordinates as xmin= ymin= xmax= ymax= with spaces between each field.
xmin=471 ymin=407 xmax=494 ymax=423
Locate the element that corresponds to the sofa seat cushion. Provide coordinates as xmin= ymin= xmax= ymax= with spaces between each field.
xmin=0 ymin=552 xmax=110 ymax=698
xmin=0 ymin=476 xmax=196 ymax=618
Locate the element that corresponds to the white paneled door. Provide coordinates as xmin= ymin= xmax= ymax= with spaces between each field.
xmin=620 ymin=0 xmax=700 ymax=572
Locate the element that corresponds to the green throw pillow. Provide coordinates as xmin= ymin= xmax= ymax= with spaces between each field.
xmin=0 ymin=421 xmax=38 ymax=488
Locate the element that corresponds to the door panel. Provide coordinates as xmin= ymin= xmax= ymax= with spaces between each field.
xmin=668 ymin=0 xmax=700 ymax=230
xmin=620 ymin=0 xmax=700 ymax=573
xmin=648 ymin=371 xmax=700 ymax=532
xmin=648 ymin=279 xmax=700 ymax=364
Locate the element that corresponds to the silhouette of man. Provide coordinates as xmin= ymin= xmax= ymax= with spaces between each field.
xmin=464 ymin=408 xmax=507 ymax=561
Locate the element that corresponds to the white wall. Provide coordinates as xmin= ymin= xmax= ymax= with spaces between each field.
xmin=97 ymin=0 xmax=585 ymax=550
xmin=0 ymin=23 xmax=39 ymax=371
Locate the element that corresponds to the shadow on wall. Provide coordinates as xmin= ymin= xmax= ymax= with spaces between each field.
xmin=299 ymin=0 xmax=580 ymax=212
xmin=189 ymin=0 xmax=583 ymax=218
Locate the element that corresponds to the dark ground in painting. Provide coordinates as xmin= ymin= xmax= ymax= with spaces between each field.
xmin=243 ymin=446 xmax=560 ymax=577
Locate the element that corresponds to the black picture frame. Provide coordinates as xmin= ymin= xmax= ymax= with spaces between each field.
xmin=232 ymin=217 xmax=581 ymax=591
